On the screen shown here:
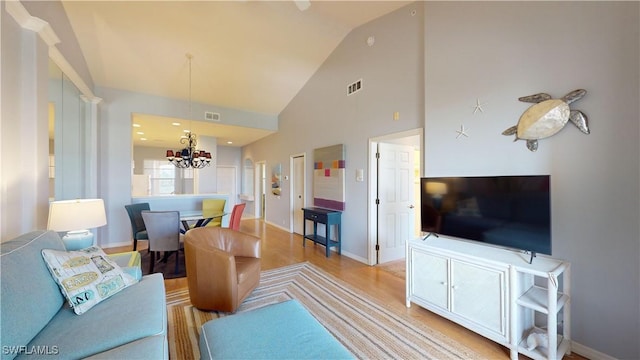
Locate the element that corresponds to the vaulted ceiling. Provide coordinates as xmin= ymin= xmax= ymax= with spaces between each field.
xmin=61 ymin=1 xmax=410 ymax=147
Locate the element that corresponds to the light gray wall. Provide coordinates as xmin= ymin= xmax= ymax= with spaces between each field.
xmin=424 ymin=2 xmax=639 ymax=359
xmin=96 ymin=86 xmax=274 ymax=248
xmin=243 ymin=3 xmax=425 ymax=259
xmin=22 ymin=0 xmax=94 ymax=91
xmin=1 ymin=2 xmax=51 ymax=239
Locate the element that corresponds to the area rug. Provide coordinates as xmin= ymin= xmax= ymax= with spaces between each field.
xmin=166 ymin=262 xmax=486 ymax=360
xmin=141 ymin=250 xmax=186 ymax=279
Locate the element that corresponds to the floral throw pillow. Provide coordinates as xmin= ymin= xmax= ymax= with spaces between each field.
xmin=41 ymin=246 xmax=139 ymax=315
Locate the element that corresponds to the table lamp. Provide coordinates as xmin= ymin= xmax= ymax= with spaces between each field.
xmin=425 ymin=181 xmax=448 ymax=210
xmin=47 ymin=199 xmax=107 ymax=250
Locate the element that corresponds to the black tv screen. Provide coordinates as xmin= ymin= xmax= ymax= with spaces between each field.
xmin=421 ymin=175 xmax=551 ymax=255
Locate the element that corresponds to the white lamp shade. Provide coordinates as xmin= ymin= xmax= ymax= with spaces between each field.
xmin=47 ymin=199 xmax=107 ymax=232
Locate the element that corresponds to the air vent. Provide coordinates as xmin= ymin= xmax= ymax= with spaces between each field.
xmin=205 ymin=112 xmax=221 ymax=122
xmin=347 ymin=79 xmax=362 ymax=96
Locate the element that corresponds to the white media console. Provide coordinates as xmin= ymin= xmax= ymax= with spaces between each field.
xmin=406 ymin=236 xmax=571 ymax=360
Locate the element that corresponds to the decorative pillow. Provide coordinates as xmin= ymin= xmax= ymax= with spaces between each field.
xmin=41 ymin=246 xmax=139 ymax=315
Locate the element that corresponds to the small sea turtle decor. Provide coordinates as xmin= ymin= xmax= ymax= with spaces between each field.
xmin=502 ymin=89 xmax=590 ymax=151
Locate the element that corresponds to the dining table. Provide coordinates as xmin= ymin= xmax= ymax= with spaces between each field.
xmin=179 ymin=210 xmax=227 ymax=233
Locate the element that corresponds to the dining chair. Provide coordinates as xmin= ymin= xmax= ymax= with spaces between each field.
xmin=141 ymin=211 xmax=184 ymax=274
xmin=228 ymin=203 xmax=246 ymax=231
xmin=202 ymin=199 xmax=226 ymax=227
xmin=124 ymin=203 xmax=150 ymax=251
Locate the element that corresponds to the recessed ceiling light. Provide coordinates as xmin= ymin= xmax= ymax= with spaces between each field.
xmin=227 ymin=141 xmax=233 ymax=144
xmin=172 ymin=122 xmax=181 ymax=126
xmin=140 ymin=138 xmax=147 ymax=141
xmin=183 ymin=129 xmax=190 ymax=133
xmin=136 ymin=132 xmax=144 ymax=135
xmin=132 ymin=123 xmax=141 ymax=128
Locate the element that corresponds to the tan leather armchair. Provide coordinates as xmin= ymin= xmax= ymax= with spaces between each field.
xmin=184 ymin=227 xmax=261 ymax=312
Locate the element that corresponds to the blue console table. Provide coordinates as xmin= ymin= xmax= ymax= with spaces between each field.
xmin=302 ymin=207 xmax=342 ymax=257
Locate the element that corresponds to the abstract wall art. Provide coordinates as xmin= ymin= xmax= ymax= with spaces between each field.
xmin=313 ymin=144 xmax=346 ymax=211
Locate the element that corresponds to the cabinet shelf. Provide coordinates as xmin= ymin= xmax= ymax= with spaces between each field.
xmin=517 ymin=332 xmax=571 ymax=360
xmin=517 ymin=285 xmax=569 ymax=314
xmin=303 ymin=234 xmax=339 ymax=248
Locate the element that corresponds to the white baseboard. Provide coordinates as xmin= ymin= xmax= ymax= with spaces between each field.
xmin=571 ymin=341 xmax=617 ymax=360
xmin=99 ymin=240 xmax=131 ymax=249
xmin=264 ymin=220 xmax=290 ymax=233
xmin=340 ymin=250 xmax=368 ymax=264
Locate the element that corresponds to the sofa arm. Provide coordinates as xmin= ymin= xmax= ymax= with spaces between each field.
xmin=228 ymin=233 xmax=261 ymax=259
xmin=185 ymin=227 xmax=261 ymax=259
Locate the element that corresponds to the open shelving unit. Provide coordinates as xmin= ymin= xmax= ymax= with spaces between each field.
xmin=511 ymin=262 xmax=571 ymax=360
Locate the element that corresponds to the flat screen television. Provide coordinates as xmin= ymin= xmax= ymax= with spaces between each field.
xmin=420 ymin=175 xmax=551 ymax=255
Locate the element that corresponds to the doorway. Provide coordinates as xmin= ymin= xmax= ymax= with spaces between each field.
xmin=255 ymin=161 xmax=266 ymax=219
xmin=368 ymin=129 xmax=423 ymax=265
xmin=216 ymin=165 xmax=237 ymax=209
xmin=291 ymin=154 xmax=306 ymax=234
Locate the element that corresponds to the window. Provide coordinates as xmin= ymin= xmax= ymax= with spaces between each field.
xmin=144 ymin=160 xmax=176 ymax=195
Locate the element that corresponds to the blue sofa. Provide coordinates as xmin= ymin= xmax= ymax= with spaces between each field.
xmin=1 ymin=231 xmax=167 ymax=360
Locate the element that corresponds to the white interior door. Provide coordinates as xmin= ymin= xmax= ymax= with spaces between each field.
xmin=292 ymin=155 xmax=305 ymax=234
xmin=216 ymin=166 xmax=237 ymax=209
xmin=378 ymin=142 xmax=415 ymax=263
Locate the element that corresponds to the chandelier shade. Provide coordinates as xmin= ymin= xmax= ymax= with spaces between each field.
xmin=166 ymin=53 xmax=212 ymax=169
xmin=166 ymin=132 xmax=211 ymax=169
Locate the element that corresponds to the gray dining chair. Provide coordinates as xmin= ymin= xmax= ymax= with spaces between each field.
xmin=141 ymin=210 xmax=184 ymax=274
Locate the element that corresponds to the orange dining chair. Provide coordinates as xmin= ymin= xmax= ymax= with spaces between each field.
xmin=228 ymin=203 xmax=246 ymax=231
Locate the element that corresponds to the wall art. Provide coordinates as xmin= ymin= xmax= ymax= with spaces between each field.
xmin=313 ymin=144 xmax=346 ymax=211
xmin=502 ymin=89 xmax=590 ymax=152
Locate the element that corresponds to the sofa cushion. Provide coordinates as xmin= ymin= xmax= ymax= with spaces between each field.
xmin=1 ymin=231 xmax=66 ymax=360
xmin=84 ymin=333 xmax=167 ymax=359
xmin=41 ymin=246 xmax=138 ymax=315
xmin=21 ymin=273 xmax=166 ymax=359
xmin=200 ymin=300 xmax=353 ymax=359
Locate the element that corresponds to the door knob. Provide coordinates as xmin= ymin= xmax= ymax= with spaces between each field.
xmin=408 ymin=205 xmax=415 ymax=209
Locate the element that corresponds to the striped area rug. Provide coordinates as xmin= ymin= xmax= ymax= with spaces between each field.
xmin=166 ymin=262 xmax=486 ymax=360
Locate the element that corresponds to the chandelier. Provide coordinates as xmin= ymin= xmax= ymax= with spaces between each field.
xmin=166 ymin=53 xmax=212 ymax=169
xmin=166 ymin=132 xmax=211 ymax=168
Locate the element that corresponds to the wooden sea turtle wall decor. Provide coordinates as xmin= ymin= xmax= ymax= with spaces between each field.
xmin=502 ymin=89 xmax=590 ymax=151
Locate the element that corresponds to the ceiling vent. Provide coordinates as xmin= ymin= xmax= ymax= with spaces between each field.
xmin=347 ymin=79 xmax=362 ymax=96
xmin=205 ymin=112 xmax=221 ymax=122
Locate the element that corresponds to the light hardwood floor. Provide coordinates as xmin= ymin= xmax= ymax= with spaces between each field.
xmin=107 ymin=218 xmax=586 ymax=360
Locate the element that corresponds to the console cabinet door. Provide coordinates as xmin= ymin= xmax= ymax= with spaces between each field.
xmin=450 ymin=259 xmax=507 ymax=337
xmin=410 ymin=249 xmax=448 ymax=310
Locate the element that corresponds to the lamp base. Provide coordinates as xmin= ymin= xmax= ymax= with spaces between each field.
xmin=62 ymin=230 xmax=94 ymax=251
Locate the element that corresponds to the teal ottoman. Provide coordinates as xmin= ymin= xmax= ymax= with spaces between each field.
xmin=199 ymin=300 xmax=353 ymax=359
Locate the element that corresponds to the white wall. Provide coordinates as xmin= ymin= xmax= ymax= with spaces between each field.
xmin=424 ymin=2 xmax=639 ymax=359
xmin=244 ymin=3 xmax=425 ymax=258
